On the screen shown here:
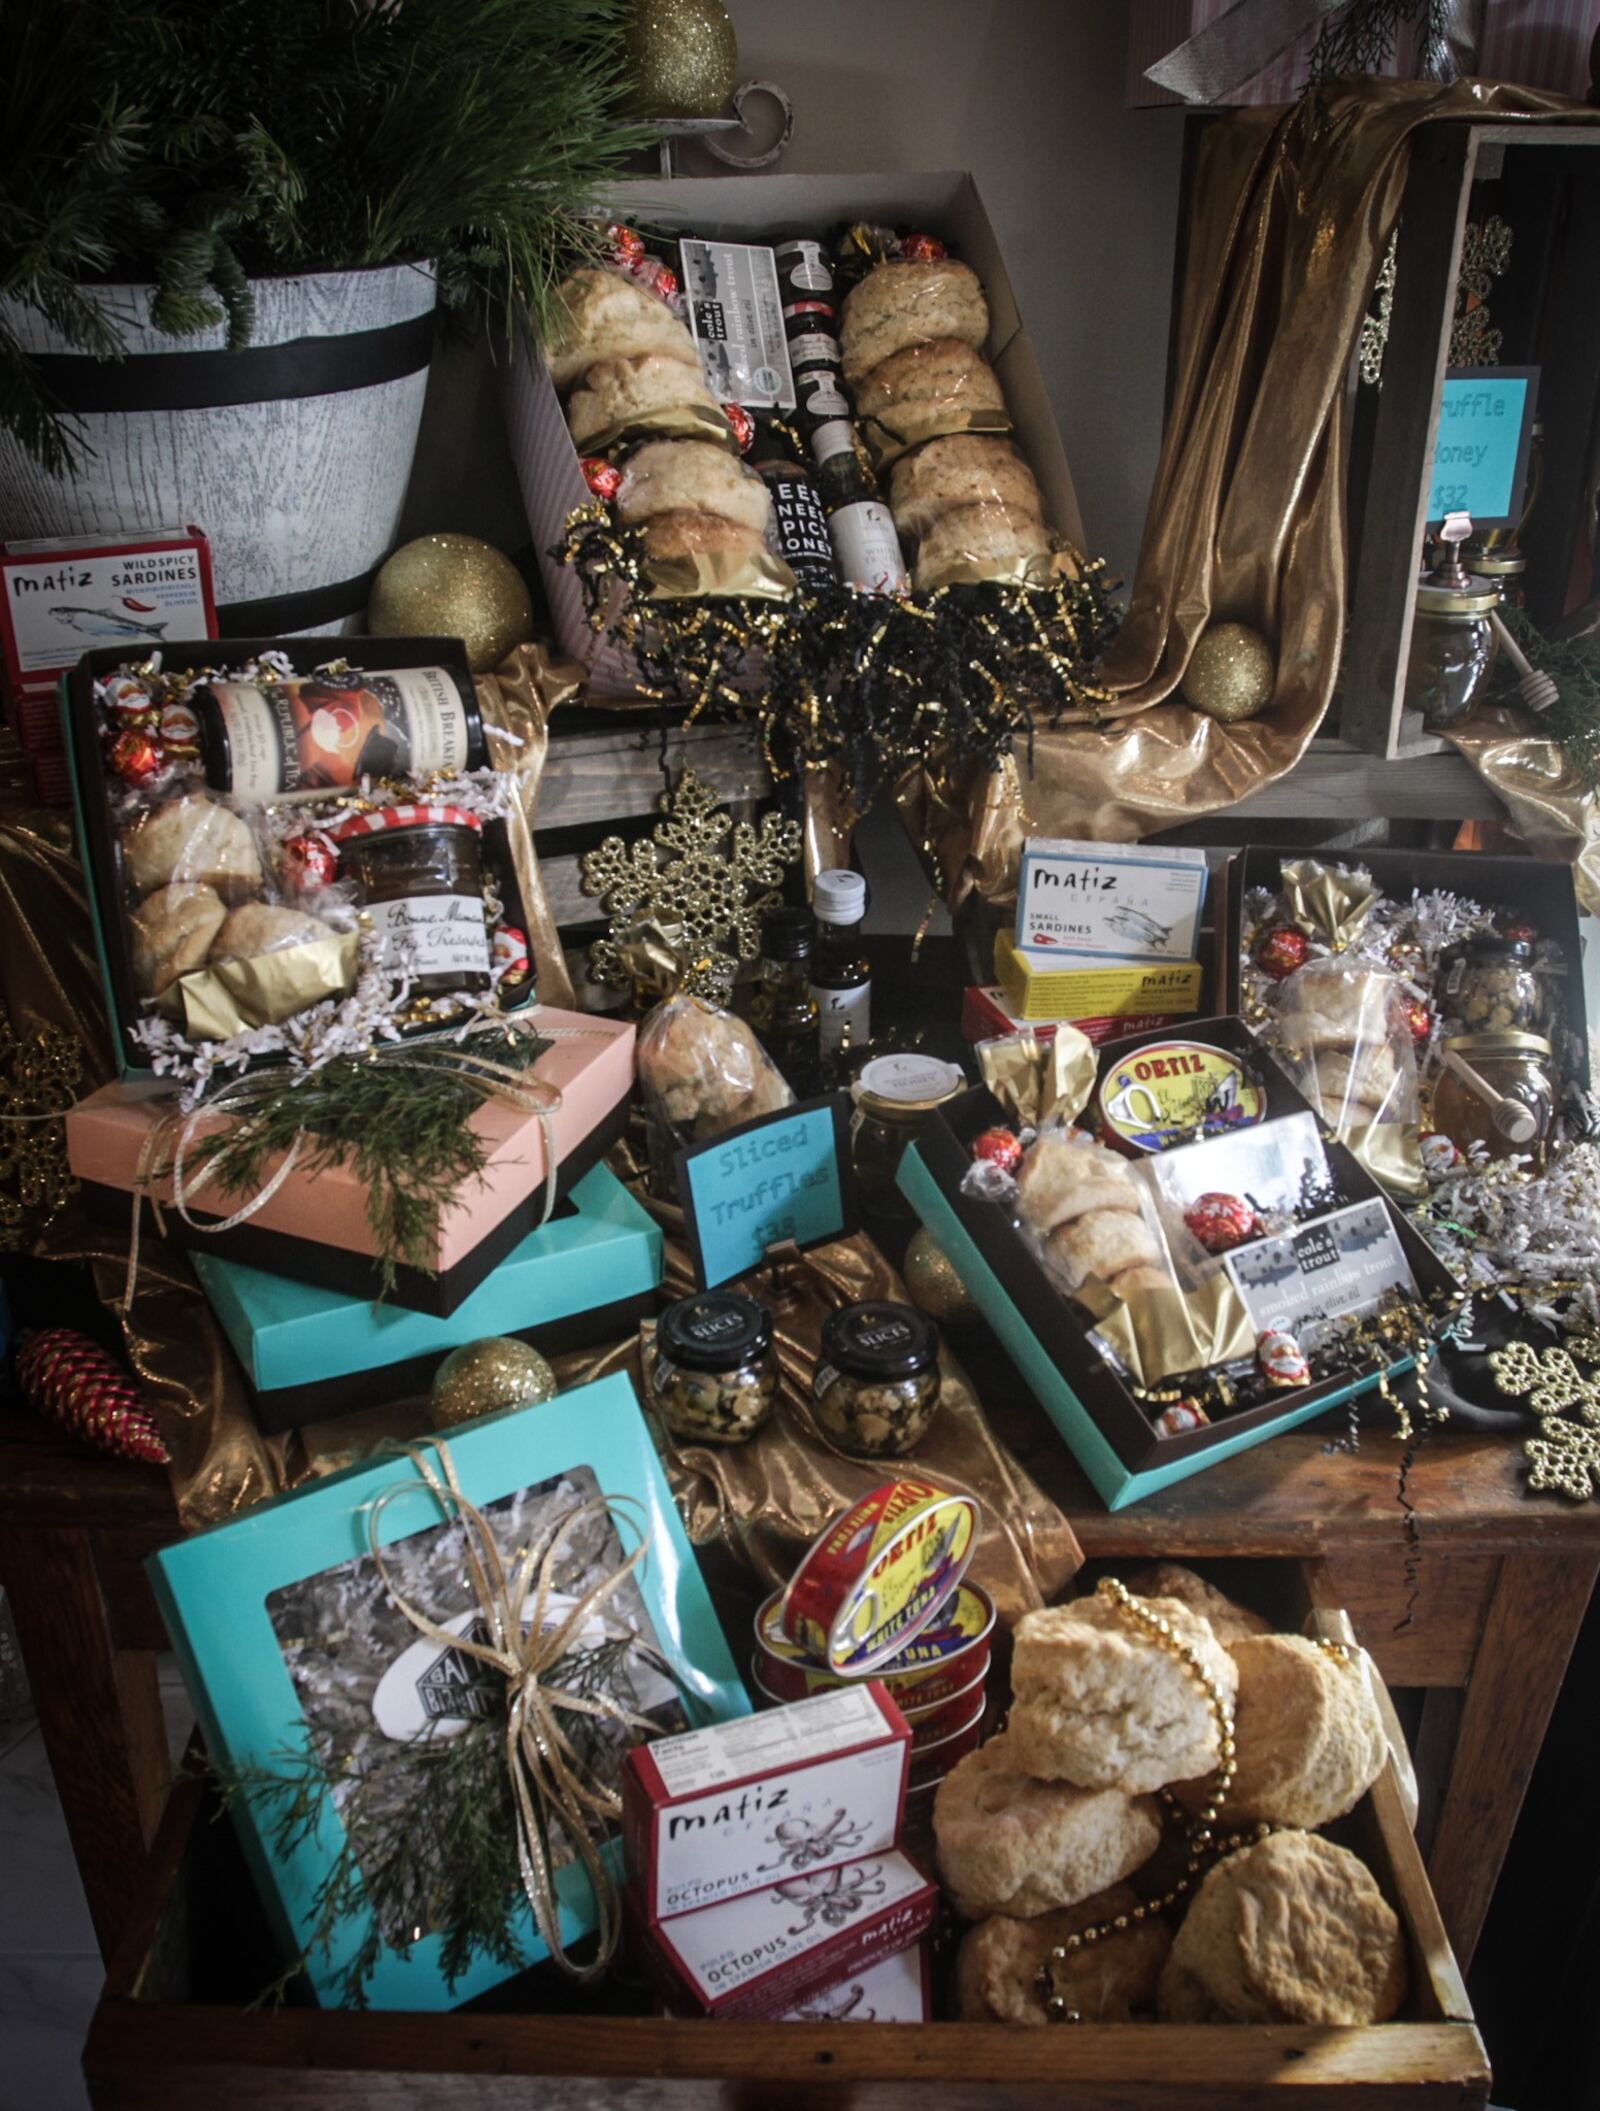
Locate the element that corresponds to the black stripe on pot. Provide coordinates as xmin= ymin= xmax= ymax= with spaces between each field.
xmin=28 ymin=311 xmax=436 ymax=415
xmin=216 ymin=567 xmax=378 ymax=638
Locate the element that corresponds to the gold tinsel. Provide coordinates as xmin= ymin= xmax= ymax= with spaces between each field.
xmin=429 ymin=1337 xmax=557 ymax=1429
xmin=367 ymin=534 xmax=533 ymax=675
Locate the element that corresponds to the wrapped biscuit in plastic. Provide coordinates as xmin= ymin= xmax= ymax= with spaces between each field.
xmin=637 ymin=992 xmax=795 ymax=1174
xmin=617 ymin=440 xmax=795 ymax=600
xmin=889 ymin=434 xmax=1045 ymax=541
xmin=839 ymin=258 xmax=989 ymax=387
xmin=1272 ymin=960 xmax=1423 ymax=1195
xmin=853 ymin=339 xmax=1010 ymax=466
xmin=544 ymin=264 xmax=696 ymax=390
xmin=565 ymin=350 xmax=730 ymax=452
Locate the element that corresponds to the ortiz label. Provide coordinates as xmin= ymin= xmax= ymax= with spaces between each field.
xmin=780 ymin=1478 xmax=979 ymax=1675
xmin=197 ymin=665 xmax=482 ymax=804
xmin=1096 ymin=1038 xmax=1269 ymax=1154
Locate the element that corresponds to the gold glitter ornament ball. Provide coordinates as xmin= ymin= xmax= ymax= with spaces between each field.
xmin=430 ymin=1337 xmax=557 ymax=1430
xmin=1180 ymin=621 xmax=1276 ymax=724
xmin=625 ymin=0 xmax=738 ymax=118
xmin=367 ymin=534 xmax=533 ymax=674
xmin=904 ymin=1227 xmax=979 ymax=1327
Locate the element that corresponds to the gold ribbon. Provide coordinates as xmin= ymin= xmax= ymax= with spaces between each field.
xmin=365 ymin=1442 xmax=669 ymax=1983
xmin=122 ymin=1015 xmax=610 ymax=1309
xmin=1278 ymin=857 xmax=1380 ymax=951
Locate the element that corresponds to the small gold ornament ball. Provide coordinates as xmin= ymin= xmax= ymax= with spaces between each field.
xmin=430 ymin=1337 xmax=557 ymax=1430
xmin=625 ymin=0 xmax=738 ymax=118
xmin=367 ymin=534 xmax=533 ymax=675
xmin=1181 ymin=621 xmax=1276 ymax=724
xmin=904 ymin=1227 xmax=979 ymax=1326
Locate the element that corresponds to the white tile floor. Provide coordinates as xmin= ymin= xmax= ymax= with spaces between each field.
xmin=0 ymin=1644 xmax=193 ymax=2111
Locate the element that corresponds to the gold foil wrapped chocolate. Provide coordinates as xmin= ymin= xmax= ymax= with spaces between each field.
xmin=159 ymin=929 xmax=361 ymax=1040
xmin=976 ymin=1024 xmax=1096 ymax=1131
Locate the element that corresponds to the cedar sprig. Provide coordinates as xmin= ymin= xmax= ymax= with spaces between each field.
xmin=1492 ymin=604 xmax=1600 ymax=796
xmin=185 ymin=1026 xmax=548 ymax=1293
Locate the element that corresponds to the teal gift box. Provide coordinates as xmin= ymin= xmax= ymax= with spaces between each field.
xmin=147 ymin=1372 xmax=749 ymax=2010
xmin=897 ymin=1020 xmax=1457 ymax=1511
xmin=193 ymin=1163 xmax=663 ymax=1433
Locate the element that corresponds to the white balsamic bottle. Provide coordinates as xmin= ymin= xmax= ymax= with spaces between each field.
xmin=810 ymin=867 xmax=873 ymax=1070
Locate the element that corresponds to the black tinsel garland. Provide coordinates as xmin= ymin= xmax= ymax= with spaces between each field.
xmin=556 ymin=506 xmax=1121 ymax=808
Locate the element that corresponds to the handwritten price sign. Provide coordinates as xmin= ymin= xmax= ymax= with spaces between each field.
xmin=678 ymin=1096 xmax=857 ymax=1289
xmin=1427 ymin=367 xmax=1539 ymax=529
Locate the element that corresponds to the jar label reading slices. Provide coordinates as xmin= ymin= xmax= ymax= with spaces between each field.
xmin=200 ymin=667 xmax=479 ymax=804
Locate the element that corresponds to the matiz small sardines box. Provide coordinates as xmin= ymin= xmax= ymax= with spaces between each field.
xmin=631 ymin=1850 xmax=936 ymax=2020
xmin=623 ymin=1683 xmax=910 ymax=1924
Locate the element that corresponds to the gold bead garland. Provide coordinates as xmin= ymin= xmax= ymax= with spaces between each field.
xmin=1035 ymin=1576 xmax=1263 ymax=2024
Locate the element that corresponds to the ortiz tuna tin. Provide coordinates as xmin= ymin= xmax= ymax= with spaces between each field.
xmin=778 ymin=1479 xmax=980 ymax=1677
xmin=755 ymin=1580 xmax=995 ymax=1709
xmin=1096 ymin=1037 xmax=1268 ymax=1155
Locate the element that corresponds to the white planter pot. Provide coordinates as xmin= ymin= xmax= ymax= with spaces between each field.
xmin=0 ymin=264 xmax=437 ymax=636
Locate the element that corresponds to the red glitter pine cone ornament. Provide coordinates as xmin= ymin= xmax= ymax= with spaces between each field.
xmin=16 ymin=1328 xmax=170 ymax=1466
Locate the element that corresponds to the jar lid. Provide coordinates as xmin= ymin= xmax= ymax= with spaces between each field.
xmin=814 ymin=868 xmax=867 ymax=923
xmin=1445 ymin=935 xmax=1533 ymax=963
xmin=331 ymin=802 xmax=483 ymax=841
xmin=1415 ymin=580 xmax=1501 ymax=614
xmin=1465 ymin=550 xmax=1527 ymax=578
xmin=656 ymin=1291 xmax=772 ymax=1372
xmin=1443 ymin=1030 xmax=1552 ymax=1057
xmin=820 ymin=1300 xmax=937 ymax=1379
xmin=760 ymin=905 xmax=816 ymax=961
xmin=854 ymin=1052 xmax=966 ymax=1117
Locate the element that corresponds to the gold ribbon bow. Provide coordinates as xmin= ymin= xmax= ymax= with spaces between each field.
xmin=976 ymin=1023 xmax=1098 ymax=1132
xmin=367 ymin=1441 xmax=671 ymax=1983
xmin=1278 ymin=858 xmax=1380 ymax=953
xmin=123 ymin=1014 xmax=608 ymax=1309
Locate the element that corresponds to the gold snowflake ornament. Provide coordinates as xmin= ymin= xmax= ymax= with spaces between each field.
xmin=1490 ymin=1335 xmax=1600 ymax=1501
xmin=580 ymin=769 xmax=801 ymax=1006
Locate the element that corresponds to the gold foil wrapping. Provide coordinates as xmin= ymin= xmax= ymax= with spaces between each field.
xmin=573 ymin=399 xmax=739 ymax=458
xmin=976 ymin=1025 xmax=1097 ymax=1131
xmin=1446 ymin=708 xmax=1600 ymax=915
xmin=160 ymin=930 xmax=361 ymax=1040
xmin=1278 ymin=857 xmax=1380 ymax=950
xmin=640 ymin=549 xmax=797 ymax=603
xmin=860 ymin=405 xmax=1014 ymax=475
xmin=1082 ymin=1273 xmax=1257 ymax=1392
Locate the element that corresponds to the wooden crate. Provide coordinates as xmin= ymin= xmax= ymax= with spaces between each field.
xmin=82 ymin=1560 xmax=1489 ymax=2110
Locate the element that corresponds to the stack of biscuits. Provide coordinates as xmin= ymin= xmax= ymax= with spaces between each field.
xmin=1013 ymin=1130 xmax=1177 ymax=1302
xmin=546 ymin=267 xmax=725 ymax=451
xmin=636 ymin=997 xmax=793 ymax=1144
xmin=838 ymin=259 xmax=1052 ymax=590
xmin=935 ymin=1564 xmax=1402 ymax=2026
xmin=1275 ymin=963 xmax=1412 ymax=1137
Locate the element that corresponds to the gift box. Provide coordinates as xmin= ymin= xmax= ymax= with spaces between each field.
xmin=60 ymin=635 xmax=535 ymax=1080
xmin=193 ymin=1162 xmax=662 ymax=1432
xmin=629 ymin=1848 xmax=937 ymax=2020
xmin=995 ymin=929 xmax=1204 ymax=1025
xmin=502 ymin=170 xmax=1087 ymax=696
xmin=67 ymin=1007 xmax=635 ymax=1315
xmin=146 ymin=1371 xmax=749 ymax=2011
xmin=1215 ymin=845 xmax=1591 ymax=1089
xmin=897 ymin=1019 xmax=1459 ymax=1510
xmin=623 ymin=1683 xmax=910 ymax=1924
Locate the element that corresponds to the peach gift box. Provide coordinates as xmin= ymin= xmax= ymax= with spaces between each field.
xmin=67 ymin=1008 xmax=636 ymax=1316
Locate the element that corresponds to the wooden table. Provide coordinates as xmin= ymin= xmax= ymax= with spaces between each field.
xmin=3 ymin=1384 xmax=1594 ymax=1977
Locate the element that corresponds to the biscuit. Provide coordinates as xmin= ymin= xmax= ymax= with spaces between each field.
xmin=934 ymin=1731 xmax=1162 ymax=1919
xmin=640 ymin=509 xmax=770 ymax=564
xmin=853 ymin=338 xmax=1006 ymax=426
xmin=545 ymin=267 xmax=699 ymax=389
xmin=211 ymin=903 xmax=334 ymax=961
xmin=1046 ymin=1209 xmax=1162 ymax=1292
xmin=1308 ymin=1045 xmax=1401 ymax=1117
xmin=128 ymin=882 xmax=227 ymax=996
xmin=914 ymin=501 xmax=1053 ymax=590
xmin=565 ymin=351 xmax=720 ymax=446
xmin=123 ymin=794 xmax=262 ymax=899
xmin=1170 ymin=1831 xmax=1407 ymax=2025
xmin=840 ymin=259 xmax=989 ymax=386
xmin=615 ymin=439 xmax=772 ymax=536
xmin=1156 ymin=1952 xmax=1230 ymax=2023
xmin=1119 ymin=1565 xmax=1270 ymax=1647
xmin=1197 ymin=1635 xmax=1388 ymax=1830
xmin=1278 ymin=968 xmax=1399 ymax=1048
xmin=1016 ymin=1134 xmax=1141 ymax=1235
xmin=957 ymin=1885 xmax=1171 ymax=2025
xmin=1108 ymin=1261 xmax=1178 ymax=1299
xmin=1009 ymin=1594 xmax=1238 ymax=1793
xmin=889 ymin=434 xmax=1044 ymax=541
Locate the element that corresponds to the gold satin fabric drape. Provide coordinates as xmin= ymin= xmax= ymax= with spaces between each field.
xmin=898 ymin=78 xmax=1596 ymax=916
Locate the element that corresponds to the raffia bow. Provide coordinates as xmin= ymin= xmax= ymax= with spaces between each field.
xmin=367 ymin=1441 xmax=673 ymax=1982
xmin=122 ymin=1015 xmax=607 ymax=1309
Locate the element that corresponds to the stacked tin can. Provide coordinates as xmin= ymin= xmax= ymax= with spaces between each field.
xmin=755 ymin=1476 xmax=994 ymax=1802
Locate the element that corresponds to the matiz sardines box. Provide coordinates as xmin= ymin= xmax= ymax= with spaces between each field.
xmin=631 ymin=1849 xmax=936 ymax=2020
xmin=1016 ymin=838 xmax=1207 ymax=960
xmin=623 ymin=1683 xmax=909 ymax=1923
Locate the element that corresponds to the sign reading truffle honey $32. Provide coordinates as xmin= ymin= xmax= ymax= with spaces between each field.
xmin=1427 ymin=367 xmax=1539 ymax=528
xmin=678 ymin=1096 xmax=857 ymax=1290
